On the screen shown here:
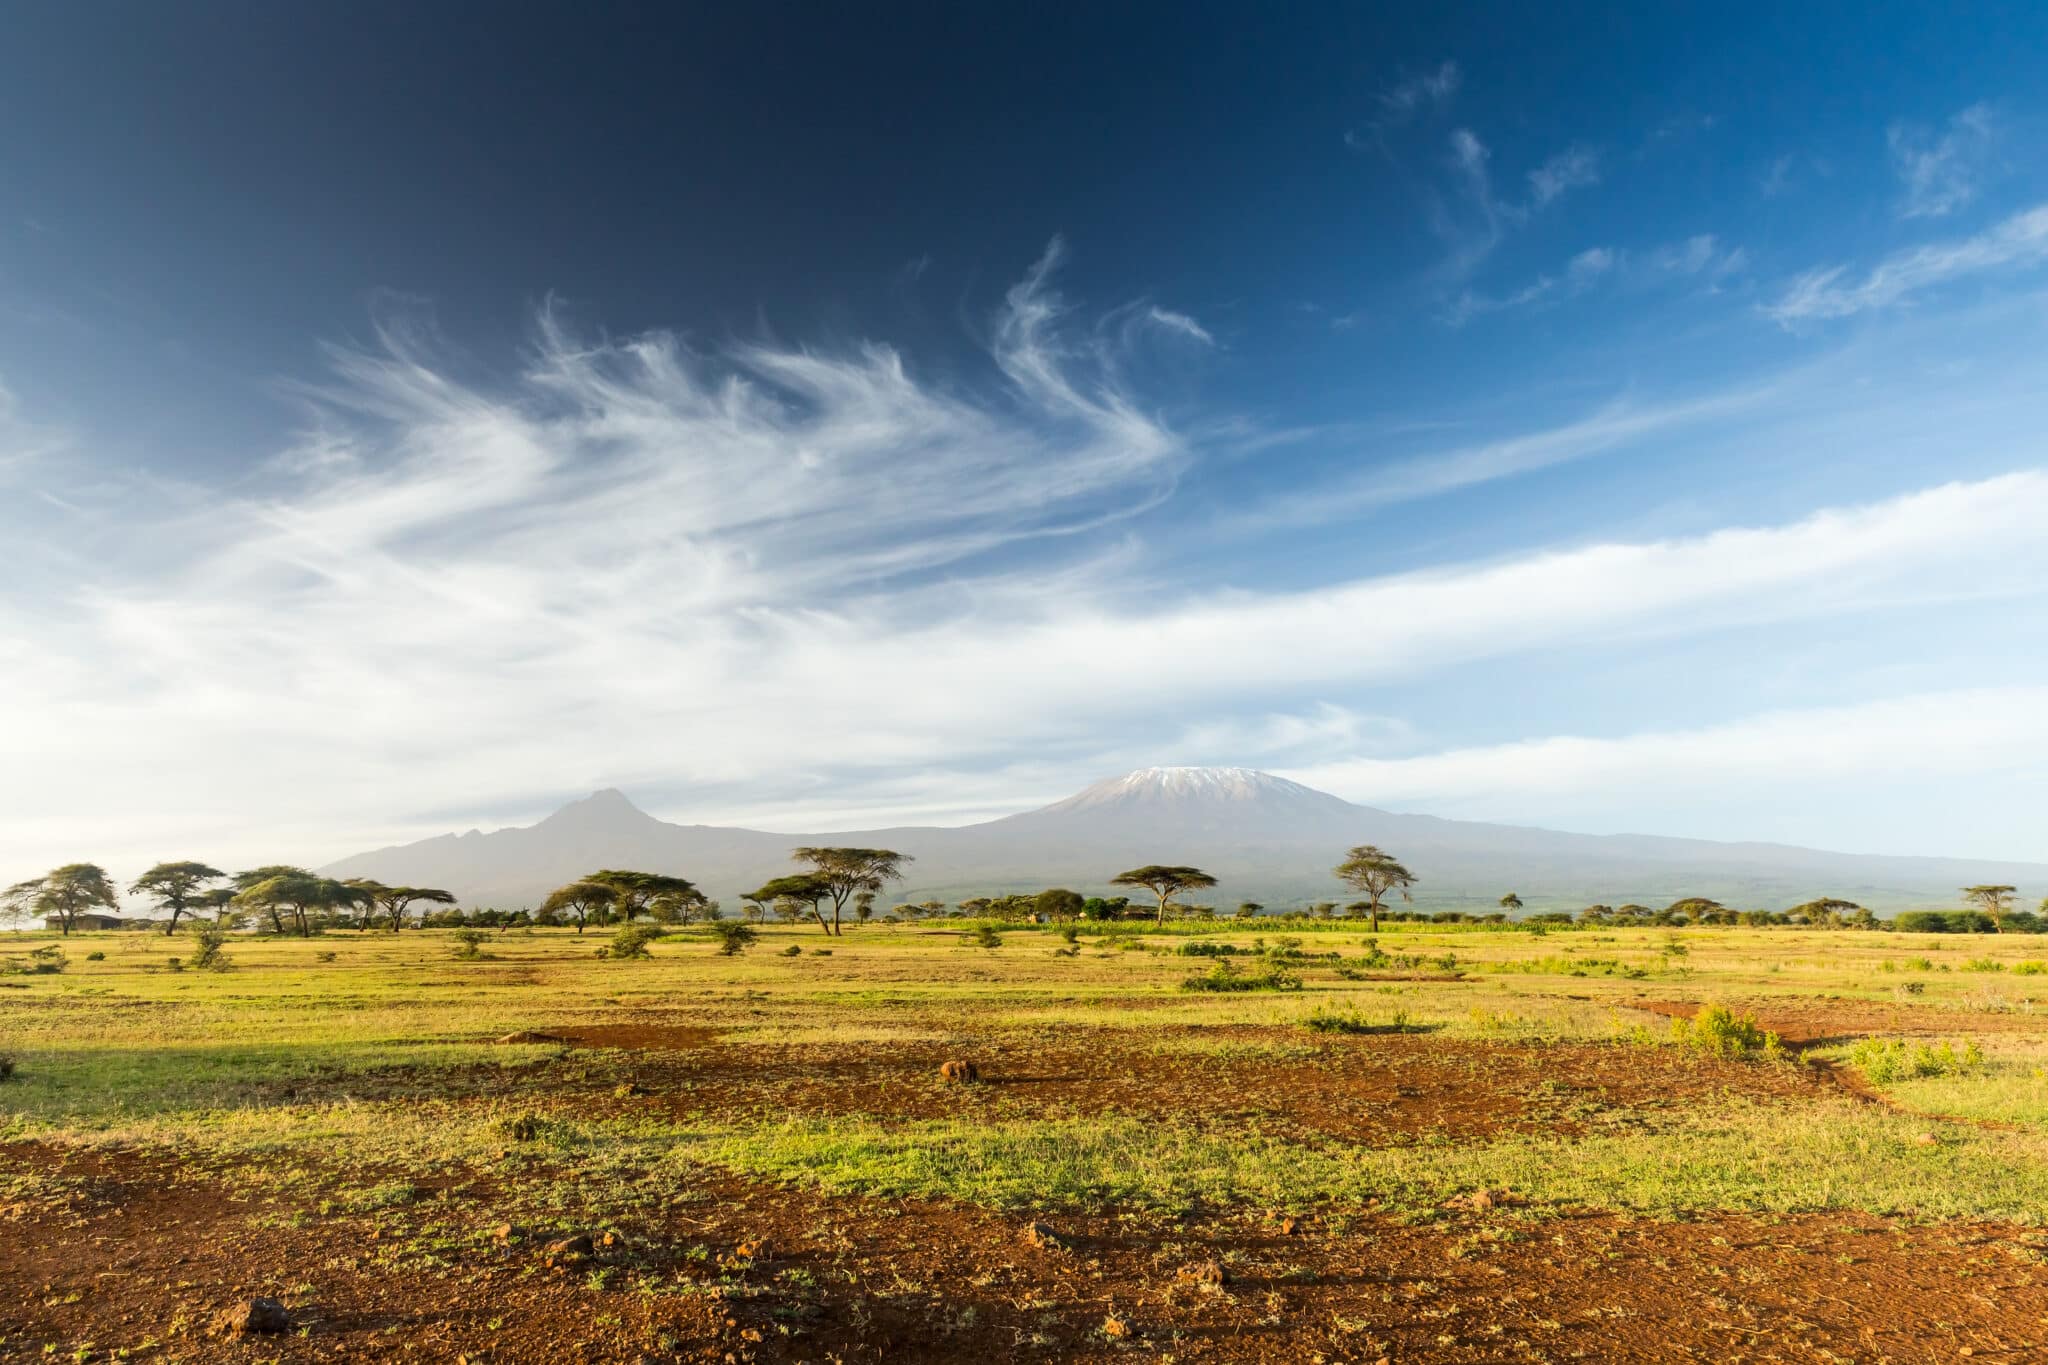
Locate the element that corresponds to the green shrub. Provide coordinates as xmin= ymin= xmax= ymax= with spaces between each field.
xmin=84 ymin=950 xmax=106 ymax=961
xmin=969 ymin=925 xmax=1002 ymax=950
xmin=608 ymin=924 xmax=662 ymax=960
xmin=1180 ymin=959 xmax=1302 ymax=993
xmin=189 ymin=924 xmax=232 ymax=972
xmin=709 ymin=921 xmax=758 ymax=956
xmin=449 ymin=927 xmax=492 ymax=960
xmin=781 ymin=944 xmax=803 ymax=957
xmin=1849 ymin=1037 xmax=1985 ymax=1084
xmin=1631 ymin=1004 xmax=1782 ymax=1059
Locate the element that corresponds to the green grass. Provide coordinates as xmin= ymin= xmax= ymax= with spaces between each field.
xmin=12 ymin=920 xmax=2048 ymax=1234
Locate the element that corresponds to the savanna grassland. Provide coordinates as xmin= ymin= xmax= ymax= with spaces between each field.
xmin=9 ymin=921 xmax=2048 ymax=1363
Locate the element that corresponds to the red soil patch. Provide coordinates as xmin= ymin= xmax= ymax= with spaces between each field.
xmin=8 ymin=1138 xmax=2048 ymax=1363
xmin=520 ymin=1023 xmax=1834 ymax=1146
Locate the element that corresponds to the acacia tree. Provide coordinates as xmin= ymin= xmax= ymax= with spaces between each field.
xmin=539 ymin=879 xmax=619 ymax=935
xmin=131 ymin=861 xmax=226 ymax=935
xmin=587 ymin=870 xmax=705 ymax=924
xmin=1789 ymin=897 xmax=1864 ymax=927
xmin=4 ymin=864 xmax=121 ymax=935
xmin=1499 ymin=892 xmax=1523 ymax=916
xmin=197 ymin=886 xmax=239 ymax=925
xmin=788 ymin=848 xmax=911 ymax=936
xmin=234 ymin=872 xmax=351 ymax=936
xmin=346 ymin=879 xmax=457 ymax=932
xmin=1963 ymin=885 xmax=2020 ymax=932
xmin=747 ymin=873 xmax=835 ymax=934
xmin=1333 ymin=846 xmax=1415 ymax=933
xmin=1108 ymin=865 xmax=1218 ymax=927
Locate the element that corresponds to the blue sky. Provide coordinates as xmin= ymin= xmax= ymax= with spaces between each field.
xmin=3 ymin=3 xmax=2047 ymax=872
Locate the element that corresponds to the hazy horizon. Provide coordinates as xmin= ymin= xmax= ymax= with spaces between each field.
xmin=5 ymin=8 xmax=2048 ymax=876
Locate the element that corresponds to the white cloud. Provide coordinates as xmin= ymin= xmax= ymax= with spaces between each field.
xmin=1765 ymin=202 xmax=2048 ymax=325
xmin=6 ymin=411 xmax=2046 ymax=874
xmin=1278 ymin=686 xmax=2048 ymax=854
xmin=1528 ymin=145 xmax=1600 ymax=206
xmin=1376 ymin=61 xmax=1462 ymax=122
xmin=1889 ymin=103 xmax=1997 ymax=219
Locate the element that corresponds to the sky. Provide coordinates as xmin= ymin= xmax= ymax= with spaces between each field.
xmin=3 ymin=2 xmax=2048 ymax=876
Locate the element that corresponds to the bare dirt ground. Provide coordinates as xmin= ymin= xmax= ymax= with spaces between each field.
xmin=10 ymin=1135 xmax=2048 ymax=1364
xmin=9 ymin=1016 xmax=2047 ymax=1363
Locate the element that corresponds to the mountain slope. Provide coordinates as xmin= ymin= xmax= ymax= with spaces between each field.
xmin=319 ymin=768 xmax=2048 ymax=912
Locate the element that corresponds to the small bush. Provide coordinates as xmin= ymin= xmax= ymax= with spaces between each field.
xmin=189 ymin=924 xmax=232 ymax=972
xmin=1671 ymin=1004 xmax=1781 ymax=1059
xmin=314 ymin=950 xmax=337 ymax=963
xmin=1177 ymin=941 xmax=1242 ymax=957
xmin=450 ymin=928 xmax=492 ymax=960
xmin=1304 ymin=1006 xmax=1373 ymax=1034
xmin=969 ymin=925 xmax=1002 ymax=950
xmin=608 ymin=924 xmax=662 ymax=961
xmin=1849 ymin=1037 xmax=1985 ymax=1084
xmin=1180 ymin=959 xmax=1302 ymax=993
xmin=710 ymin=921 xmax=758 ymax=956
xmin=84 ymin=950 xmax=106 ymax=962
xmin=0 ymin=1055 xmax=15 ymax=1081
xmin=781 ymin=944 xmax=804 ymax=957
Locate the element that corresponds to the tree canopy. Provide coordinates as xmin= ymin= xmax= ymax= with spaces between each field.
xmin=788 ymin=848 xmax=911 ymax=935
xmin=746 ymin=873 xmax=836 ymax=934
xmin=344 ymin=879 xmax=458 ymax=931
xmin=232 ymin=872 xmax=351 ymax=936
xmin=4 ymin=864 xmax=121 ymax=935
xmin=1108 ymin=865 xmax=1218 ymax=926
xmin=538 ymin=879 xmax=619 ymax=934
xmin=586 ymin=870 xmax=705 ymax=923
xmin=1963 ymin=884 xmax=2020 ymax=930
xmin=1332 ymin=845 xmax=1415 ymax=932
xmin=130 ymin=861 xmax=226 ymax=935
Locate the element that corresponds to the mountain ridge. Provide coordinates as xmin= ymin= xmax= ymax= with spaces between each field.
xmin=318 ymin=767 xmax=2048 ymax=912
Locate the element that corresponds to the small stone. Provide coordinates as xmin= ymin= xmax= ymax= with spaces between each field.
xmin=1020 ymin=1220 xmax=1066 ymax=1251
xmin=214 ymin=1296 xmax=289 ymax=1336
xmin=1914 ymin=1132 xmax=1940 ymax=1147
xmin=544 ymin=1233 xmax=595 ymax=1264
xmin=938 ymin=1059 xmax=981 ymax=1084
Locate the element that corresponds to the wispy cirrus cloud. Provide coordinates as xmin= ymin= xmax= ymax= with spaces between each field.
xmin=1527 ymin=144 xmax=1601 ymax=207
xmin=1889 ymin=102 xmax=1998 ymax=219
xmin=1765 ymin=202 xmax=2048 ymax=325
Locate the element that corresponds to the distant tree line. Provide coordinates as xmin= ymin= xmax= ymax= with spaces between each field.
xmin=2 ymin=846 xmax=2040 ymax=938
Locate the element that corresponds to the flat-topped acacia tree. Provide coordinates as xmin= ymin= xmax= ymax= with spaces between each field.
xmin=788 ymin=848 xmax=912 ymax=936
xmin=1333 ymin=845 xmax=1414 ymax=933
xmin=1963 ymin=885 xmax=2019 ymax=932
xmin=747 ymin=873 xmax=835 ymax=934
xmin=1109 ymin=865 xmax=1218 ymax=927
xmin=3 ymin=864 xmax=121 ymax=935
xmin=344 ymin=879 xmax=458 ymax=932
xmin=233 ymin=871 xmax=351 ymax=936
xmin=131 ymin=861 xmax=226 ymax=935
xmin=539 ymin=879 xmax=619 ymax=934
xmin=586 ymin=870 xmax=705 ymax=923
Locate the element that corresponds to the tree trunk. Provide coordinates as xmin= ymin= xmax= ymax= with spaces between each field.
xmin=1369 ymin=901 xmax=1381 ymax=933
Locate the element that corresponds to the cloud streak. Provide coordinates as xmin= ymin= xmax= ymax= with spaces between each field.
xmin=1766 ymin=202 xmax=2048 ymax=325
xmin=1889 ymin=103 xmax=1997 ymax=219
